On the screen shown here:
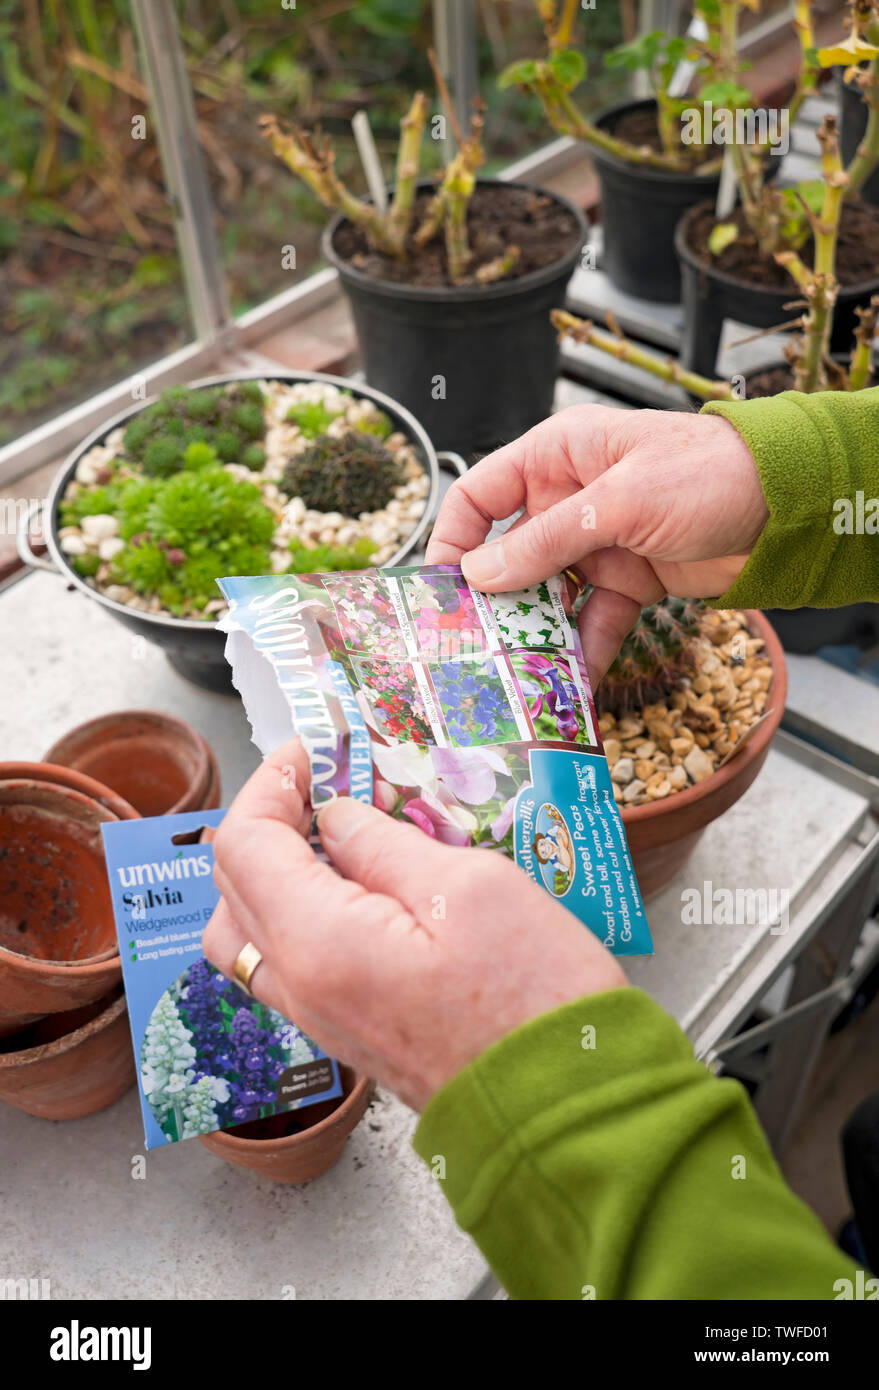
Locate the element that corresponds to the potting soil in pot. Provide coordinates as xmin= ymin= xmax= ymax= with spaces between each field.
xmin=218 ymin=566 xmax=652 ymax=957
xmin=101 ymin=808 xmax=342 ymax=1148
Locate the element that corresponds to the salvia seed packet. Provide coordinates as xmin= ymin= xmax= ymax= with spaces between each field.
xmin=101 ymin=808 xmax=342 ymax=1149
xmin=217 ymin=565 xmax=652 ymax=956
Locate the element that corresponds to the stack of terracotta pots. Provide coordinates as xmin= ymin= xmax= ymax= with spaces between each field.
xmin=2 ymin=711 xmax=373 ymax=1184
xmin=0 ymin=710 xmax=221 ymax=1122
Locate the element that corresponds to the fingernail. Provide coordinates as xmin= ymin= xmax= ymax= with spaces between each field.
xmin=462 ymin=540 xmax=504 ymax=586
xmin=316 ymin=796 xmax=371 ymax=846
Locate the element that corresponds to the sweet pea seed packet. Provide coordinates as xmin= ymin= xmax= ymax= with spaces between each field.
xmin=218 ymin=565 xmax=652 ymax=956
xmin=101 ymin=809 xmax=342 ymax=1149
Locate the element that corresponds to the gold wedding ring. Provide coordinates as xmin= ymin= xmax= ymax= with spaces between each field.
xmin=232 ymin=941 xmax=263 ymax=997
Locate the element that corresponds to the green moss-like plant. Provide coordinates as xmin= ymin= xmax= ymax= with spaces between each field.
xmin=596 ymin=597 xmax=705 ymax=718
xmin=123 ymin=383 xmax=267 ymax=477
xmin=106 ymin=465 xmax=276 ymax=614
xmin=286 ymin=536 xmax=377 ymax=572
xmin=280 ymin=432 xmax=403 ymax=516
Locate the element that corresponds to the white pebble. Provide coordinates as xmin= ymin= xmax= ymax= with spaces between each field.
xmin=60 ymin=534 xmax=88 ymax=556
xmin=81 ymin=513 xmax=119 ymax=541
xmin=75 ymin=459 xmax=99 ymax=485
xmin=98 ymin=537 xmax=126 ymax=561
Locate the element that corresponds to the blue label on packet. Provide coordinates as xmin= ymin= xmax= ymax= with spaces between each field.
xmin=514 ymin=749 xmax=651 ymax=956
xmin=101 ymin=810 xmax=342 ymax=1150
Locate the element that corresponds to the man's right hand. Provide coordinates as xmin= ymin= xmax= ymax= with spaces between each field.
xmin=425 ymin=404 xmax=769 ymax=684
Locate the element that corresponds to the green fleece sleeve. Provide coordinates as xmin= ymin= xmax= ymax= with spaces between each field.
xmin=414 ymin=989 xmax=856 ymax=1300
xmin=701 ymin=387 xmax=879 ymax=609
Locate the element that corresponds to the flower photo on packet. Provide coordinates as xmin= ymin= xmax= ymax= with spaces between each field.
xmin=322 ymin=571 xmax=408 ymax=657
xmin=141 ymin=959 xmax=319 ymax=1143
xmin=429 ymin=655 xmax=522 ymax=748
xmin=352 ymin=655 xmax=435 ymax=746
xmin=509 ymin=649 xmax=595 ymax=746
xmin=101 ymin=809 xmax=344 ymax=1149
xmin=399 ymin=570 xmax=485 ymax=659
xmin=489 ymin=580 xmax=571 ymax=648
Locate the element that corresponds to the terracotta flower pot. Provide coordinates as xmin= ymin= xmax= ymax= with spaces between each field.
xmin=43 ymin=709 xmax=221 ymax=818
xmin=199 ymin=1067 xmax=375 ymax=1184
xmin=0 ymin=987 xmax=135 ymax=1119
xmin=621 ymin=611 xmax=786 ymax=899
xmin=0 ymin=759 xmax=139 ymax=822
xmin=0 ymin=777 xmax=128 ymax=1036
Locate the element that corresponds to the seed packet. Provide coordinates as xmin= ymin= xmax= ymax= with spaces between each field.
xmin=101 ymin=809 xmax=343 ymax=1149
xmin=218 ymin=565 xmax=652 ymax=956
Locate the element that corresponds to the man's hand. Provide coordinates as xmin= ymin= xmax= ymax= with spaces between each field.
xmin=426 ymin=404 xmax=768 ymax=683
xmin=203 ymin=740 xmax=627 ymax=1112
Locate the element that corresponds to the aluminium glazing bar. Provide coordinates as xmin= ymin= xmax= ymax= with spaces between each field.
xmin=130 ymin=0 xmax=234 ymax=347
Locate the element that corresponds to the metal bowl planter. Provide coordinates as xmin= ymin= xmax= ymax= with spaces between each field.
xmin=17 ymin=370 xmax=467 ymax=693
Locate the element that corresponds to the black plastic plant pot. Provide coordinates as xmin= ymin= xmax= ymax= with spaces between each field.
xmin=322 ymin=180 xmax=586 ymax=457
xmin=17 ymin=371 xmax=468 ymax=694
xmin=590 ymin=98 xmax=722 ymax=303
xmin=838 ymin=71 xmax=879 ymax=207
xmin=675 ymin=201 xmax=879 ymax=378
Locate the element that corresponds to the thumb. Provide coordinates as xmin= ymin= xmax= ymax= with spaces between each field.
xmin=460 ymin=475 xmax=627 ymax=592
xmin=317 ymin=796 xmax=460 ymax=913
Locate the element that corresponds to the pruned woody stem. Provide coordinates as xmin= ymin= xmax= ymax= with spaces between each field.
xmin=553 ymin=115 xmax=879 ymax=406
xmin=550 ymin=310 xmax=736 ymax=401
xmin=524 ymin=0 xmax=723 ymax=172
xmin=260 ymin=52 xmax=518 ymax=285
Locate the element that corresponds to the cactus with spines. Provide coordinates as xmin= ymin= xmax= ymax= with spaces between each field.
xmin=596 ymin=598 xmax=705 ymax=718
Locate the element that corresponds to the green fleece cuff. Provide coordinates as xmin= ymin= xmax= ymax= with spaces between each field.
xmin=413 ymin=988 xmax=693 ymax=1227
xmin=701 ymin=388 xmax=879 ymax=610
xmin=412 ymin=988 xmax=853 ymax=1299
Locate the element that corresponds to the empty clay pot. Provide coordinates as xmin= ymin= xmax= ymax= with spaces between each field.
xmin=0 ymin=778 xmax=127 ymax=1036
xmin=621 ymin=611 xmax=786 ymax=899
xmin=0 ymin=986 xmax=135 ymax=1119
xmin=199 ymin=1067 xmax=375 ymax=1184
xmin=0 ymin=759 xmax=139 ymax=822
xmin=43 ymin=709 xmax=221 ymax=819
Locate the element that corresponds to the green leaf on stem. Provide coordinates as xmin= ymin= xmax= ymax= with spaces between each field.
xmin=708 ymin=222 xmax=739 ymax=255
xmin=498 ymin=58 xmax=540 ymax=90
xmin=546 ymin=48 xmax=586 ymax=91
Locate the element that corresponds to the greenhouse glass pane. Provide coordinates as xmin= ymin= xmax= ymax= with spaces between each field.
xmin=0 ymin=0 xmax=196 ymax=450
xmin=204 ymin=1 xmax=630 ymax=315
